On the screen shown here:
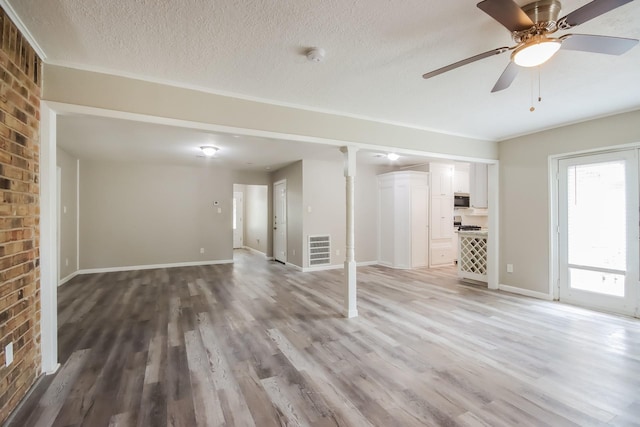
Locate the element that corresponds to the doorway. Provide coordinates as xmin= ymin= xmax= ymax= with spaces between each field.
xmin=557 ymin=149 xmax=639 ymax=316
xmin=273 ymin=179 xmax=287 ymax=263
xmin=233 ymin=191 xmax=244 ymax=248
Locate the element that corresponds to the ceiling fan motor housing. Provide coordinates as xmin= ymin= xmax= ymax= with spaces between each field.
xmin=515 ymin=0 xmax=563 ymax=42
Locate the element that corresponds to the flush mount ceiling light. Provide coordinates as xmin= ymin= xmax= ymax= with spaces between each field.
xmin=200 ymin=146 xmax=219 ymax=157
xmin=387 ymin=153 xmax=400 ymax=161
xmin=512 ymin=35 xmax=562 ymax=67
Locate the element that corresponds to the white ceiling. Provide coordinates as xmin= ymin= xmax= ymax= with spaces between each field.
xmin=57 ymin=114 xmax=435 ymax=170
xmin=8 ymin=0 xmax=640 ymax=142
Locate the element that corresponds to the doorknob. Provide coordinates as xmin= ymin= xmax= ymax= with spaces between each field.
xmin=274 ymin=227 xmax=277 ymax=230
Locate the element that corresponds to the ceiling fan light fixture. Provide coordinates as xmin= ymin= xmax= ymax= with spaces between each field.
xmin=200 ymin=146 xmax=219 ymax=157
xmin=512 ymin=36 xmax=561 ymax=67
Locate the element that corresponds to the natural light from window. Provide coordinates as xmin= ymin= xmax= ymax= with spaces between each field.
xmin=567 ymin=161 xmax=626 ymax=297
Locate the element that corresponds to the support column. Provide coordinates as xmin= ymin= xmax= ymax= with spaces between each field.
xmin=340 ymin=146 xmax=358 ymax=318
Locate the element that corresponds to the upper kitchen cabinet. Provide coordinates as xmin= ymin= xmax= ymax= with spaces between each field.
xmin=453 ymin=163 xmax=470 ymax=194
xmin=430 ymin=163 xmax=454 ymax=197
xmin=470 ymin=163 xmax=488 ymax=209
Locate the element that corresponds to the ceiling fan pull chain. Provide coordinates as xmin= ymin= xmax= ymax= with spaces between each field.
xmin=530 ymin=69 xmax=535 ymax=112
xmin=538 ymin=66 xmax=542 ymax=103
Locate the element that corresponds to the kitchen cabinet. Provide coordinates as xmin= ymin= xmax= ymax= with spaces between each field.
xmin=430 ymin=163 xmax=454 ymax=197
xmin=429 ymin=163 xmax=454 ymax=267
xmin=458 ymin=230 xmax=488 ymax=283
xmin=470 ymin=163 xmax=488 ymax=208
xmin=378 ymin=171 xmax=429 ymax=269
xmin=454 ymin=167 xmax=470 ymax=194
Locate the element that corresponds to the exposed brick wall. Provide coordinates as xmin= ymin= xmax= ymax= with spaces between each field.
xmin=0 ymin=8 xmax=42 ymax=424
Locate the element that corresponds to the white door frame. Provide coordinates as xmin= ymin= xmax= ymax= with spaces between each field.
xmin=273 ymin=179 xmax=287 ymax=263
xmin=549 ymin=142 xmax=640 ymax=316
xmin=233 ymin=191 xmax=244 ymax=248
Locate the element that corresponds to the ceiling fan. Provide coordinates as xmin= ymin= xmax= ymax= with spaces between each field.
xmin=422 ymin=0 xmax=639 ymax=92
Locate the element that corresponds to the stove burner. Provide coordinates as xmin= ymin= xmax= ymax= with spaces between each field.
xmin=458 ymin=225 xmax=482 ymax=231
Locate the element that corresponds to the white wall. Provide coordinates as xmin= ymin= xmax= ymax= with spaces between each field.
xmin=79 ymin=160 xmax=234 ymax=269
xmin=499 ymin=109 xmax=640 ymax=294
xmin=56 ymin=147 xmax=78 ymax=281
xmin=245 ymin=185 xmax=269 ymax=254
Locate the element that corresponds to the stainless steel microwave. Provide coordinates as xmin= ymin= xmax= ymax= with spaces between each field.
xmin=454 ymin=195 xmax=470 ymax=208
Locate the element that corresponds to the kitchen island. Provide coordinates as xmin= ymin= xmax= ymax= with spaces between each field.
xmin=458 ymin=230 xmax=488 ymax=283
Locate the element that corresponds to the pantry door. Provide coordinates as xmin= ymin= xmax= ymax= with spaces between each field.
xmin=558 ymin=150 xmax=639 ymax=316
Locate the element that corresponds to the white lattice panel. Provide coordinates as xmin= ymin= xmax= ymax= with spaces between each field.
xmin=459 ymin=235 xmax=488 ymax=281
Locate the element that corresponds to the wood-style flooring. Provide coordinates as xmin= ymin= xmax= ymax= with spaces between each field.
xmin=7 ymin=249 xmax=640 ymax=426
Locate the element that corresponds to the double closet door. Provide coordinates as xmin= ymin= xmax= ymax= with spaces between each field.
xmin=558 ymin=149 xmax=639 ymax=316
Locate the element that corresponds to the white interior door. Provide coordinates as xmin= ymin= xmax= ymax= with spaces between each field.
xmin=558 ymin=150 xmax=639 ymax=316
xmin=273 ymin=180 xmax=287 ymax=263
xmin=233 ymin=191 xmax=244 ymax=248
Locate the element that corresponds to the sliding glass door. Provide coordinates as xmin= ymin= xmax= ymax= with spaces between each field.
xmin=558 ymin=150 xmax=639 ymax=316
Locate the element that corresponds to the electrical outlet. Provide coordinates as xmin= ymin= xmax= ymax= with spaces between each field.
xmin=336 ymin=249 xmax=340 ymax=256
xmin=507 ymin=264 xmax=514 ymax=273
xmin=292 ymin=249 xmax=296 ymax=256
xmin=217 ymin=207 xmax=222 ymax=214
xmin=63 ymin=206 xmax=67 ymax=214
xmin=200 ymin=248 xmax=205 ymax=254
xmin=5 ymin=342 xmax=13 ymax=366
xmin=65 ymin=258 xmax=69 ymax=267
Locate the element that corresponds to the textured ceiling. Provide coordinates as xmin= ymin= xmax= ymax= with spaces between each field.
xmin=8 ymin=0 xmax=640 ymax=140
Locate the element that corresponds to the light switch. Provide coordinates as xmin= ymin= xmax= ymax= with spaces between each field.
xmin=217 ymin=207 xmax=222 ymax=214
xmin=307 ymin=206 xmax=312 ymax=213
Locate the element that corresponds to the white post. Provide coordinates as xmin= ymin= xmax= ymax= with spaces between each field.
xmin=40 ymin=102 xmax=59 ymax=374
xmin=340 ymin=146 xmax=358 ymax=318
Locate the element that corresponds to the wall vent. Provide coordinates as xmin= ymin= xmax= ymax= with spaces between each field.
xmin=308 ymin=235 xmax=331 ymax=266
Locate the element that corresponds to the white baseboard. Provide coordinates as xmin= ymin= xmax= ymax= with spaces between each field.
xmin=302 ymin=261 xmax=379 ymax=273
xmin=498 ymin=284 xmax=554 ymax=301
xmin=241 ymin=246 xmax=269 ymax=257
xmin=302 ymin=264 xmax=342 ymax=272
xmin=358 ymin=261 xmax=379 ymax=267
xmin=77 ymin=259 xmax=234 ymax=275
xmin=58 ymin=272 xmax=78 ymax=286
xmin=285 ymin=262 xmax=303 ymax=271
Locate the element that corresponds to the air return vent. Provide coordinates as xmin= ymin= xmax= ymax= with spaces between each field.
xmin=308 ymin=235 xmax=331 ymax=266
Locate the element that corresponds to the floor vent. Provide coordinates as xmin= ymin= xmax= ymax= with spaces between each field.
xmin=309 ymin=235 xmax=331 ymax=266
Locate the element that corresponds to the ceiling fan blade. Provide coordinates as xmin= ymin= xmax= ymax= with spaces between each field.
xmin=558 ymin=0 xmax=634 ymax=29
xmin=477 ymin=0 xmax=535 ymax=32
xmin=422 ymin=47 xmax=510 ymax=79
xmin=491 ymin=62 xmax=519 ymax=93
xmin=561 ymin=34 xmax=639 ymax=54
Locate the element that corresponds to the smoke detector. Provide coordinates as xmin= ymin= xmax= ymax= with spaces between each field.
xmin=306 ymin=47 xmax=326 ymax=63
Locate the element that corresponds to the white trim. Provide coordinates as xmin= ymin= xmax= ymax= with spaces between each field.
xmin=0 ymin=0 xmax=47 ymax=60
xmin=58 ymin=271 xmax=78 ymax=287
xmin=42 ymin=101 xmax=498 ymax=164
xmin=498 ymin=284 xmax=554 ymax=301
xmin=302 ymin=261 xmax=378 ymax=272
xmin=39 ymin=102 xmax=58 ymax=374
xmin=285 ymin=262 xmax=303 ymax=271
xmin=76 ymin=158 xmax=80 ymax=271
xmin=76 ymin=259 xmax=234 ymax=275
xmin=303 ymin=264 xmax=342 ymax=273
xmin=549 ymin=155 xmax=559 ymax=300
xmin=487 ymin=163 xmax=499 ymax=291
xmin=357 ymin=261 xmax=379 ymax=267
xmin=241 ymin=246 xmax=268 ymax=257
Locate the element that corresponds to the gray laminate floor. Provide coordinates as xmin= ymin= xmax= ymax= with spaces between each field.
xmin=7 ymin=249 xmax=640 ymax=426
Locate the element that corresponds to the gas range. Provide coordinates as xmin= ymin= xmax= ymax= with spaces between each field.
xmin=457 ymin=225 xmax=482 ymax=231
